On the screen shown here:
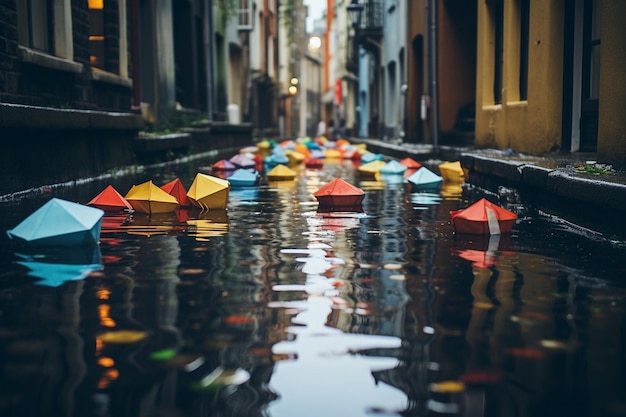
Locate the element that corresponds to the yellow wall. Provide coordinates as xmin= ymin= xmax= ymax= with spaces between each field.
xmin=597 ymin=2 xmax=626 ymax=168
xmin=475 ymin=1 xmax=563 ymax=154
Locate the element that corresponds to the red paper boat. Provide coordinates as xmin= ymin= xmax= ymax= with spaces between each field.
xmin=161 ymin=178 xmax=191 ymax=207
xmin=87 ymin=185 xmax=134 ymax=212
xmin=304 ymin=157 xmax=324 ymax=168
xmin=211 ymin=159 xmax=237 ymax=172
xmin=313 ymin=178 xmax=365 ymax=209
xmin=450 ymin=198 xmax=517 ymax=234
xmin=400 ymin=157 xmax=422 ymax=170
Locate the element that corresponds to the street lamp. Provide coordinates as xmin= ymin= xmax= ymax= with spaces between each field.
xmin=347 ymin=2 xmax=363 ymax=30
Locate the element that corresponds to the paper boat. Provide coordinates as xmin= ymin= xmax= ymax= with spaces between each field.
xmin=304 ymin=157 xmax=324 ymax=168
xmin=379 ymin=159 xmax=407 ymax=175
xmin=400 ymin=157 xmax=423 ymax=170
xmin=323 ymin=149 xmax=342 ymax=159
xmin=160 ymin=178 xmax=191 ymax=207
xmin=313 ymin=178 xmax=365 ymax=210
xmin=438 ymin=161 xmax=465 ymax=183
xmin=87 ymin=185 xmax=134 ymax=212
xmin=266 ymin=164 xmax=297 ymax=181
xmin=285 ymin=149 xmax=305 ymax=165
xmin=360 ymin=153 xmax=384 ymax=164
xmin=211 ymin=159 xmax=237 ymax=172
xmin=263 ymin=153 xmax=289 ymax=171
xmin=357 ymin=160 xmax=386 ymax=178
xmin=406 ymin=167 xmax=443 ymax=190
xmin=228 ymin=169 xmax=259 ymax=187
xmin=7 ymin=198 xmax=104 ymax=246
xmin=450 ymin=198 xmax=517 ymax=234
xmin=15 ymin=244 xmax=103 ymax=287
xmin=187 ymin=173 xmax=230 ymax=210
xmin=229 ymin=154 xmax=256 ymax=169
xmin=125 ymin=180 xmax=179 ymax=214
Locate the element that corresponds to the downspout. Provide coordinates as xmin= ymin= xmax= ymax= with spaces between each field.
xmin=205 ymin=0 xmax=214 ymax=122
xmin=131 ymin=0 xmax=141 ymax=111
xmin=428 ymin=0 xmax=439 ymax=148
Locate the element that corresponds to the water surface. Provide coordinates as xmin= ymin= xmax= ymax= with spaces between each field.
xmin=1 ymin=155 xmax=625 ymax=417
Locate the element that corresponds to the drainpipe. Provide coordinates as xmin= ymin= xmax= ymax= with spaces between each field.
xmin=130 ymin=0 xmax=141 ymax=111
xmin=205 ymin=0 xmax=214 ymax=122
xmin=428 ymin=0 xmax=439 ymax=148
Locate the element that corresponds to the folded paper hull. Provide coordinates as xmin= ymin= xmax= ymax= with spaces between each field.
xmin=87 ymin=185 xmax=133 ymax=212
xmin=406 ymin=167 xmax=443 ymax=190
xmin=228 ymin=169 xmax=259 ymax=187
xmin=313 ymin=178 xmax=365 ymax=211
xmin=187 ymin=173 xmax=230 ymax=209
xmin=450 ymin=218 xmax=516 ymax=235
xmin=315 ymin=195 xmax=364 ymax=208
xmin=450 ymin=198 xmax=517 ymax=234
xmin=160 ymin=178 xmax=191 ymax=207
xmin=7 ymin=198 xmax=104 ymax=246
xmin=125 ymin=181 xmax=179 ymax=214
xmin=438 ymin=161 xmax=465 ymax=183
xmin=266 ymin=164 xmax=297 ymax=181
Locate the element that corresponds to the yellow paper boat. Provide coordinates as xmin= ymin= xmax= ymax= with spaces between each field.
xmin=285 ymin=149 xmax=306 ymax=166
xmin=438 ymin=161 xmax=465 ymax=183
xmin=266 ymin=164 xmax=297 ymax=181
xmin=125 ymin=180 xmax=179 ymax=214
xmin=357 ymin=160 xmax=386 ymax=179
xmin=187 ymin=173 xmax=230 ymax=210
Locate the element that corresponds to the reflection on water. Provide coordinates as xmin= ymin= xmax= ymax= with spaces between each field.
xmin=0 ymin=158 xmax=625 ymax=417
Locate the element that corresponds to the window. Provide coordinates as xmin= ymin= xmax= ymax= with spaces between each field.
xmin=88 ymin=0 xmax=105 ymax=68
xmin=88 ymin=0 xmax=128 ymax=77
xmin=17 ymin=0 xmax=73 ymax=60
xmin=238 ymin=0 xmax=253 ymax=30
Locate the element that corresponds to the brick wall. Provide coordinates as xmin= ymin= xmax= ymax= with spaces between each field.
xmin=0 ymin=0 xmax=133 ymax=112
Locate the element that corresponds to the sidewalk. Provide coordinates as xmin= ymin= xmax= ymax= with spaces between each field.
xmin=351 ymin=138 xmax=626 ymax=234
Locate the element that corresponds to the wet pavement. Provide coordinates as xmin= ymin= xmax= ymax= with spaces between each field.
xmin=352 ymin=138 xmax=626 ymax=239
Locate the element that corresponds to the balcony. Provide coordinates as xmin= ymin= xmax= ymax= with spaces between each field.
xmin=348 ymin=0 xmax=383 ymax=55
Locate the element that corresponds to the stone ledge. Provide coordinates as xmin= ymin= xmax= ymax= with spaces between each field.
xmin=0 ymin=103 xmax=144 ymax=130
xmin=469 ymin=155 xmax=525 ymax=184
xmin=134 ymin=133 xmax=192 ymax=153
xmin=546 ymin=170 xmax=626 ymax=211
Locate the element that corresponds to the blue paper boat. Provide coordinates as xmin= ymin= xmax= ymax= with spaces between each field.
xmin=360 ymin=153 xmax=385 ymax=164
xmin=406 ymin=167 xmax=443 ymax=190
xmin=6 ymin=198 xmax=104 ymax=246
xmin=228 ymin=169 xmax=260 ymax=187
xmin=379 ymin=159 xmax=408 ymax=175
xmin=15 ymin=245 xmax=103 ymax=287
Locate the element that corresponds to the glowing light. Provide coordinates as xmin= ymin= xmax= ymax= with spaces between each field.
xmin=88 ymin=0 xmax=104 ymax=9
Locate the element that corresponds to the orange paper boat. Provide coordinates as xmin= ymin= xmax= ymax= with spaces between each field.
xmin=87 ymin=185 xmax=134 ymax=212
xmin=161 ymin=178 xmax=191 ymax=207
xmin=313 ymin=178 xmax=365 ymax=210
xmin=125 ymin=180 xmax=179 ymax=214
xmin=187 ymin=173 xmax=230 ymax=210
xmin=450 ymin=198 xmax=517 ymax=234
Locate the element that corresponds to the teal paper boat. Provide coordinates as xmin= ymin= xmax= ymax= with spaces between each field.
xmin=7 ymin=198 xmax=104 ymax=246
xmin=406 ymin=167 xmax=443 ymax=190
xmin=228 ymin=169 xmax=260 ymax=187
xmin=15 ymin=245 xmax=103 ymax=287
xmin=379 ymin=160 xmax=408 ymax=175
